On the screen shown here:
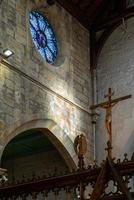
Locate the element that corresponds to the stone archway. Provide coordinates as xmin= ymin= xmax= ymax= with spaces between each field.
xmin=1 ymin=119 xmax=77 ymax=171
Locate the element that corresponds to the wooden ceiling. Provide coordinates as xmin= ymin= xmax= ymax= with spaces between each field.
xmin=54 ymin=0 xmax=134 ymax=69
xmin=56 ymin=0 xmax=107 ymax=29
xmin=55 ymin=0 xmax=134 ymax=30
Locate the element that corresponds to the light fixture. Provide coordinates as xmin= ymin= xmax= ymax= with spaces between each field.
xmin=3 ymin=49 xmax=14 ymax=58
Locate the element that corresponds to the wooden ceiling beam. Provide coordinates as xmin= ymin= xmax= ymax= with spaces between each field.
xmin=72 ymin=0 xmax=80 ymax=4
xmin=93 ymin=5 xmax=134 ymax=31
xmin=122 ymin=0 xmax=127 ymax=10
xmin=55 ymin=0 xmax=90 ymax=29
xmin=79 ymin=0 xmax=93 ymax=10
xmin=117 ymin=0 xmax=127 ymax=12
xmin=88 ymin=0 xmax=108 ymax=23
xmin=86 ymin=0 xmax=105 ymax=18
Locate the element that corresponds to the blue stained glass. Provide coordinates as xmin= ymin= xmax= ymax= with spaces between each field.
xmin=29 ymin=11 xmax=58 ymax=65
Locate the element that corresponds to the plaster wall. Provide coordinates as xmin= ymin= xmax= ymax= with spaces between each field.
xmin=96 ymin=17 xmax=134 ymax=163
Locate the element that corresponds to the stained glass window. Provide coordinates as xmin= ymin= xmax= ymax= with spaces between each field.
xmin=29 ymin=11 xmax=58 ymax=65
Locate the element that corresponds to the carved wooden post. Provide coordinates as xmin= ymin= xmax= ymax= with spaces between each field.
xmin=79 ymin=182 xmax=85 ymax=200
xmin=44 ymin=195 xmax=48 ymax=200
xmin=44 ymin=192 xmax=48 ymax=200
xmin=66 ymin=187 xmax=71 ymax=200
xmin=54 ymin=190 xmax=59 ymax=200
xmin=32 ymin=192 xmax=37 ymax=200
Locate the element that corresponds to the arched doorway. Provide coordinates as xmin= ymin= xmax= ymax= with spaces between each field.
xmin=1 ymin=128 xmax=73 ymax=182
xmin=1 ymin=119 xmax=77 ymax=169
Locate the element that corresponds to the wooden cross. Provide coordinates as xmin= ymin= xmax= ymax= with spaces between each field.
xmin=90 ymin=88 xmax=131 ymax=158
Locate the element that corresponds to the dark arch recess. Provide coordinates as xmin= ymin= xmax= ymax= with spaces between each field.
xmin=1 ymin=128 xmax=76 ymax=172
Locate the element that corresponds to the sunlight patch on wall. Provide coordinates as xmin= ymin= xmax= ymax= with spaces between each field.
xmin=50 ymin=96 xmax=77 ymax=140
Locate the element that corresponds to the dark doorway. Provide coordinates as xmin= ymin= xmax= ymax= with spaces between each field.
xmin=1 ymin=129 xmax=69 ymax=181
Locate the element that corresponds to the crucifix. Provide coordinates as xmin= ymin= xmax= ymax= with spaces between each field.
xmin=90 ymin=88 xmax=131 ymax=158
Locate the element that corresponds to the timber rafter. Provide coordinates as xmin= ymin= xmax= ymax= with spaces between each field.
xmin=93 ymin=5 xmax=134 ymax=31
xmin=90 ymin=3 xmax=134 ymax=71
xmin=55 ymin=0 xmax=90 ymax=29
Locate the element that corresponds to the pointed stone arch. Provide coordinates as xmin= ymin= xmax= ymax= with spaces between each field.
xmin=0 ymin=119 xmax=77 ymax=170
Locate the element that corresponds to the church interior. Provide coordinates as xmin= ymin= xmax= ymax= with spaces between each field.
xmin=0 ymin=0 xmax=134 ymax=199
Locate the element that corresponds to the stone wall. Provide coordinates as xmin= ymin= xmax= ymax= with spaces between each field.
xmin=96 ymin=17 xmax=134 ymax=163
xmin=0 ymin=0 xmax=93 ymax=164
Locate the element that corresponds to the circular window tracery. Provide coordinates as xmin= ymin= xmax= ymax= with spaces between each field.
xmin=29 ymin=11 xmax=58 ymax=65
